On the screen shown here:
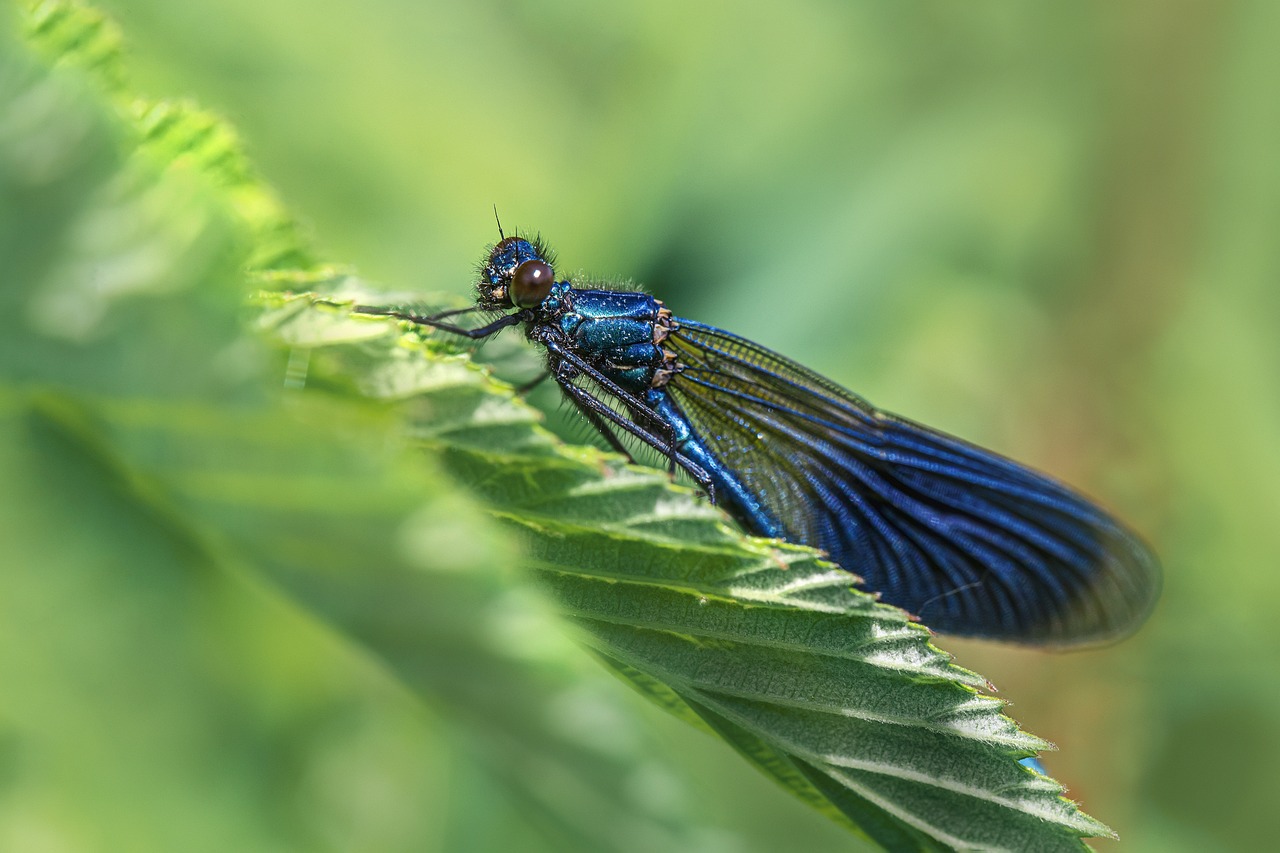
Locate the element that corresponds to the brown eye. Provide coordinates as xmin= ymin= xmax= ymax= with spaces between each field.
xmin=510 ymin=260 xmax=555 ymax=307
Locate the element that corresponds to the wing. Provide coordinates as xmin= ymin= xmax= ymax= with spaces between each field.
xmin=666 ymin=319 xmax=1160 ymax=644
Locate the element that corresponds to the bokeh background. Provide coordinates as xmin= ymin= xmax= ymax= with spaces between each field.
xmin=12 ymin=1 xmax=1280 ymax=850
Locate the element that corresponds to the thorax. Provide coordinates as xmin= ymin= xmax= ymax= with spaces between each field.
xmin=532 ymin=285 xmax=677 ymax=395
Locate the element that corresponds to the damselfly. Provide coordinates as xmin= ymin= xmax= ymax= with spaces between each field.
xmin=359 ymin=230 xmax=1160 ymax=644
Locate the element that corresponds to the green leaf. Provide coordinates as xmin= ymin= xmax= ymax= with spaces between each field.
xmin=3 ymin=2 xmax=1115 ymax=850
xmin=254 ymin=285 xmax=1115 ymax=851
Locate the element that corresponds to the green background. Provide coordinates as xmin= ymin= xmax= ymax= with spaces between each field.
xmin=8 ymin=1 xmax=1280 ymax=850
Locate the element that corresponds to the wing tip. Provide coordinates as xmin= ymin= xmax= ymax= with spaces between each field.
xmin=1015 ymin=527 xmax=1163 ymax=648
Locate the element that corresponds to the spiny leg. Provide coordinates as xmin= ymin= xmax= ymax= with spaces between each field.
xmin=556 ymin=376 xmax=716 ymax=503
xmin=549 ymin=358 xmax=635 ymax=461
xmin=514 ymin=370 xmax=553 ymax=397
xmin=543 ymin=339 xmax=684 ymax=470
xmin=564 ymin=387 xmax=637 ymax=463
xmin=355 ymin=305 xmax=524 ymax=339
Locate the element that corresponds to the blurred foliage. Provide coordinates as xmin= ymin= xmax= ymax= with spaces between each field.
xmin=4 ymin=0 xmax=1279 ymax=851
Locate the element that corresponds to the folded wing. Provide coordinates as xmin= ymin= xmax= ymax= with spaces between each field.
xmin=667 ymin=320 xmax=1160 ymax=644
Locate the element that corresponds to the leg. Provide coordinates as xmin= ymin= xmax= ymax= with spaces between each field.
xmin=556 ymin=376 xmax=716 ymax=502
xmin=355 ymin=305 xmax=525 ymax=339
xmin=565 ymin=391 xmax=636 ymax=463
xmin=542 ymin=340 xmax=682 ymax=457
xmin=514 ymin=370 xmax=553 ymax=397
xmin=549 ymin=358 xmax=633 ymax=461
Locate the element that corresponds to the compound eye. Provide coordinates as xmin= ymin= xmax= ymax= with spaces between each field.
xmin=510 ymin=260 xmax=555 ymax=307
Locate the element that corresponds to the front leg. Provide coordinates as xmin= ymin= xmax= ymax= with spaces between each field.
xmin=356 ymin=305 xmax=525 ymax=339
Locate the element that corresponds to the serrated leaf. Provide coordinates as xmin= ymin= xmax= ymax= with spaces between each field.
xmin=22 ymin=0 xmax=127 ymax=95
xmin=257 ymin=288 xmax=1115 ymax=851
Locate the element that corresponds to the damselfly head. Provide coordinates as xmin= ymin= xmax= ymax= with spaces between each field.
xmin=477 ymin=235 xmax=557 ymax=310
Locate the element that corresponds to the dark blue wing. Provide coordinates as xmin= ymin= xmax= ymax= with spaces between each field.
xmin=666 ymin=319 xmax=1160 ymax=644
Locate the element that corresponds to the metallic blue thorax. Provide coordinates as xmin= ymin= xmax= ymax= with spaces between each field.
xmin=547 ymin=285 xmax=669 ymax=395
